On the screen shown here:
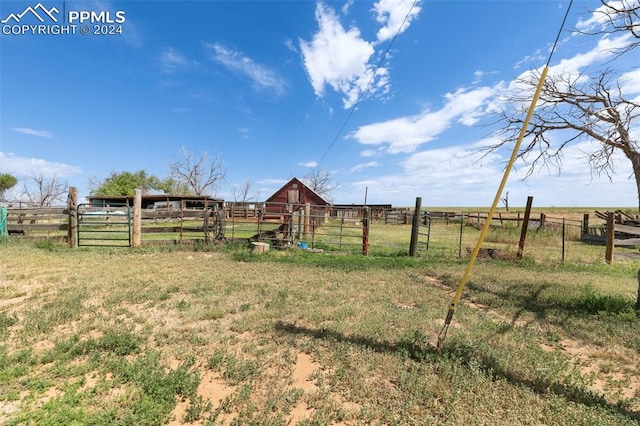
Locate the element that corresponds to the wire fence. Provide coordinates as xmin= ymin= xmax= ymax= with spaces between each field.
xmin=410 ymin=211 xmax=621 ymax=264
xmin=2 ymin=200 xmax=634 ymax=264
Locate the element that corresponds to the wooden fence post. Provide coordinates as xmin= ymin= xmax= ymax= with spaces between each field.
xmin=582 ymin=213 xmax=589 ymax=240
xmin=517 ymin=196 xmax=533 ymax=259
xmin=304 ymin=203 xmax=310 ymax=238
xmin=132 ymin=189 xmax=142 ymax=248
xmin=67 ymin=187 xmax=78 ymax=248
xmin=362 ymin=207 xmax=370 ymax=256
xmin=636 ymin=269 xmax=640 ymax=311
xmin=409 ymin=197 xmax=422 ymax=257
xmin=605 ymin=212 xmax=614 ymax=264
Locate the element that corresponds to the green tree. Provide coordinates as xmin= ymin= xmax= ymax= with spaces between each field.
xmin=90 ymin=170 xmax=173 ymax=196
xmin=0 ymin=173 xmax=18 ymax=201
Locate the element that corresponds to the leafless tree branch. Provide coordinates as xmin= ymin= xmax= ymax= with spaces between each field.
xmin=170 ymin=148 xmax=226 ymax=196
xmin=302 ymin=169 xmax=338 ymax=201
xmin=483 ymin=67 xmax=640 ymax=209
xmin=574 ymin=0 xmax=640 ymax=56
xmin=21 ymin=174 xmax=68 ymax=207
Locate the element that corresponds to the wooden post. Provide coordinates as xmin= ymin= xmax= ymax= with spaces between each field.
xmin=636 ymin=269 xmax=640 ymax=311
xmin=297 ymin=207 xmax=303 ymax=241
xmin=605 ymin=212 xmax=614 ymax=264
xmin=67 ymin=187 xmax=78 ymax=248
xmin=132 ymin=188 xmax=142 ymax=248
xmin=582 ymin=213 xmax=589 ymax=240
xmin=517 ymin=196 xmax=533 ymax=259
xmin=304 ymin=203 xmax=310 ymax=238
xmin=562 ymin=218 xmax=566 ymax=263
xmin=362 ymin=207 xmax=370 ymax=256
xmin=409 ymin=197 xmax=422 ymax=257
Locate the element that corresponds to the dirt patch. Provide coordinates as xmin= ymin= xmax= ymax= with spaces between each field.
xmin=287 ymin=352 xmax=322 ymax=424
xmin=291 ymin=352 xmax=320 ymax=392
xmin=167 ymin=369 xmax=236 ymax=426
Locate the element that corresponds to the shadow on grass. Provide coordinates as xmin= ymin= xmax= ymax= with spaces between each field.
xmin=458 ymin=279 xmax=638 ymax=326
xmin=275 ymin=321 xmax=640 ymax=422
xmin=274 ymin=320 xmax=424 ymax=357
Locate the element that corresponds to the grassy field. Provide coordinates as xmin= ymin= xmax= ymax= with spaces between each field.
xmin=2 ymin=225 xmax=640 ymax=425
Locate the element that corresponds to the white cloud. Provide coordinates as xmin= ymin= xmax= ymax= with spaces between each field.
xmin=239 ymin=128 xmax=250 ymax=139
xmin=299 ymin=3 xmax=390 ymax=109
xmin=373 ymin=0 xmax=421 ymax=43
xmin=360 ymin=148 xmax=383 ymax=157
xmin=298 ymin=161 xmax=318 ymax=168
xmin=575 ymin=1 xmax=636 ymax=33
xmin=349 ymin=85 xmax=496 ymax=153
xmin=349 ymin=30 xmax=637 ymax=156
xmin=620 ymin=68 xmax=640 ymax=95
xmin=206 ymin=43 xmax=285 ymax=95
xmin=548 ymin=34 xmax=632 ymax=76
xmin=0 ymin=152 xmax=82 ymax=177
xmin=284 ymin=38 xmax=297 ymax=53
xmin=160 ymin=47 xmax=189 ymax=73
xmin=337 ymin=139 xmax=637 ymax=206
xmin=350 ymin=161 xmax=378 ymax=172
xmin=9 ymin=127 xmax=52 ymax=138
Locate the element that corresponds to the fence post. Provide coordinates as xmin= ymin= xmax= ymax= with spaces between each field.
xmin=409 ymin=197 xmax=422 ymax=257
xmin=458 ymin=211 xmax=464 ymax=258
xmin=562 ymin=217 xmax=566 ymax=263
xmin=605 ymin=212 xmax=614 ymax=264
xmin=132 ymin=188 xmax=142 ymax=248
xmin=540 ymin=213 xmax=546 ymax=230
xmin=362 ymin=207 xmax=370 ymax=256
xmin=67 ymin=187 xmax=78 ymax=248
xmin=517 ymin=196 xmax=533 ymax=259
xmin=304 ymin=203 xmax=310 ymax=238
xmin=582 ymin=213 xmax=589 ymax=240
xmin=636 ymin=269 xmax=640 ymax=311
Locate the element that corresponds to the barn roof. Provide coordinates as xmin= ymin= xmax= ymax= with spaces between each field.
xmin=265 ymin=177 xmax=329 ymax=205
xmin=90 ymin=194 xmax=223 ymax=203
xmin=88 ymin=194 xmax=223 ymax=208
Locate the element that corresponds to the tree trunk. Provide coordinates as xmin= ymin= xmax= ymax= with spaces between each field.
xmin=626 ymin=151 xmax=640 ymax=213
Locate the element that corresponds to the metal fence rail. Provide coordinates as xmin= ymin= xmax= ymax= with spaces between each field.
xmin=77 ymin=204 xmax=131 ymax=247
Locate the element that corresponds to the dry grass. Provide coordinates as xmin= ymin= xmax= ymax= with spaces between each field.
xmin=1 ymin=239 xmax=640 ymax=425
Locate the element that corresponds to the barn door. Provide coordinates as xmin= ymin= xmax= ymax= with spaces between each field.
xmin=287 ymin=190 xmax=299 ymax=203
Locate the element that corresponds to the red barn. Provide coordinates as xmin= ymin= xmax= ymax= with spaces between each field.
xmin=265 ymin=178 xmax=329 ymax=215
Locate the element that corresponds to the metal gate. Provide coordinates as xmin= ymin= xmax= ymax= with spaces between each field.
xmin=77 ymin=203 xmax=131 ymax=247
xmin=415 ymin=211 xmax=431 ymax=255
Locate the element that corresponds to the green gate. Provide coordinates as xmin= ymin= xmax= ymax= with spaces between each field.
xmin=77 ymin=203 xmax=131 ymax=247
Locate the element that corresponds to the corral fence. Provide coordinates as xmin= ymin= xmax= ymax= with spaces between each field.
xmin=224 ymin=201 xmax=371 ymax=254
xmin=1 ymin=188 xmax=636 ymax=262
xmin=410 ymin=210 xmax=587 ymax=262
xmin=2 ymin=190 xmax=372 ymax=254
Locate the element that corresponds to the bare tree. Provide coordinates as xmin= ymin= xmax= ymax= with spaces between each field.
xmin=501 ymin=191 xmax=510 ymax=212
xmin=302 ymin=169 xmax=338 ymax=200
xmin=169 ymin=148 xmax=226 ymax=196
xmin=231 ymin=180 xmax=259 ymax=202
xmin=577 ymin=0 xmax=639 ymax=55
xmin=485 ymin=68 xmax=640 ymax=209
xmin=21 ymin=174 xmax=68 ymax=207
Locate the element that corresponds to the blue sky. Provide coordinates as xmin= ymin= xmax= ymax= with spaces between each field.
xmin=1 ymin=0 xmax=639 ymax=207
